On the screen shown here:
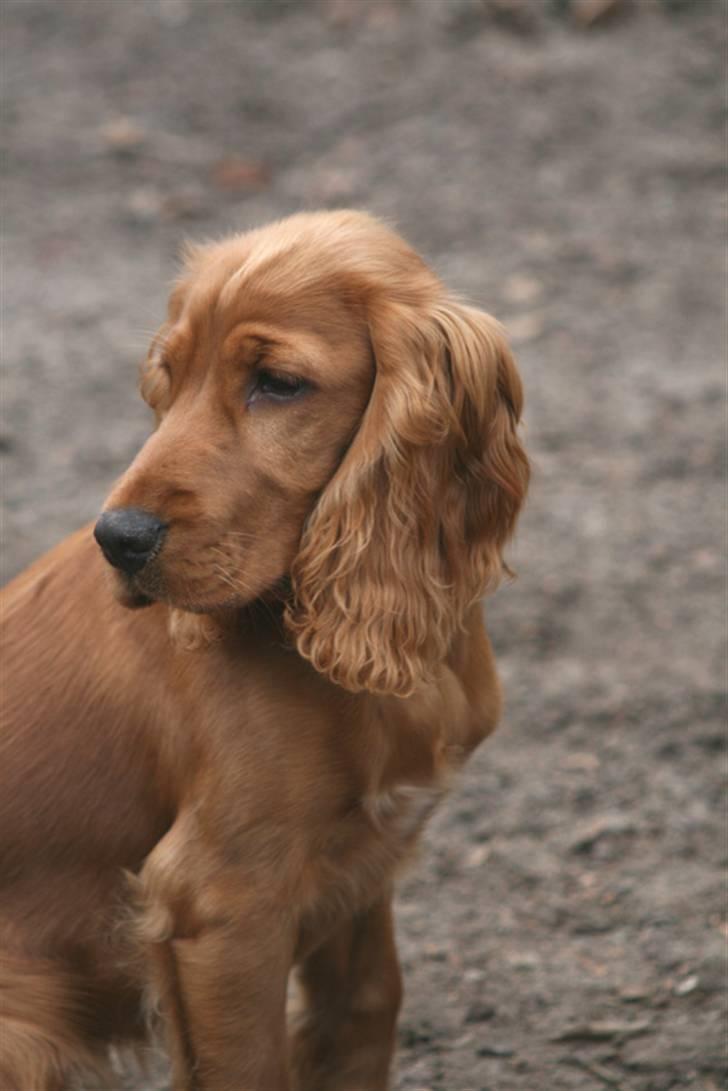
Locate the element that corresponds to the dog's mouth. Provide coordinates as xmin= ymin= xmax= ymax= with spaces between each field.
xmin=106 ymin=568 xmax=157 ymax=609
xmin=122 ymin=587 xmax=155 ymax=609
xmin=98 ymin=527 xmax=289 ymax=615
xmin=105 ymin=560 xmax=255 ymax=616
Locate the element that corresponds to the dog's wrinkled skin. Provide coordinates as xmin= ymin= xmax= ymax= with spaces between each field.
xmin=0 ymin=211 xmax=529 ymax=1091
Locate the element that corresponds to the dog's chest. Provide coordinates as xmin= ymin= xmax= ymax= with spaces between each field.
xmin=362 ymin=782 xmax=445 ymax=843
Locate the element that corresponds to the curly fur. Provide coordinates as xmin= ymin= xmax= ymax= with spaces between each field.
xmin=288 ymin=284 xmax=528 ymax=696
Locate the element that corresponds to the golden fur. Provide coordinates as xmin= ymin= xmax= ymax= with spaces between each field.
xmin=0 ymin=211 xmax=528 ymax=1090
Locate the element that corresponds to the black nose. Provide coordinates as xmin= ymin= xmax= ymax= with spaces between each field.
xmin=94 ymin=508 xmax=167 ymax=575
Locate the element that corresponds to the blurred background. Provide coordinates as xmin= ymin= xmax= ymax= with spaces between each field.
xmin=2 ymin=1 xmax=725 ymax=1088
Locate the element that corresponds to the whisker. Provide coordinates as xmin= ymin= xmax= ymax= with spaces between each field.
xmin=222 ymin=530 xmax=259 ymax=544
xmin=212 ymin=562 xmax=254 ymax=598
xmin=131 ymin=327 xmax=177 ymax=355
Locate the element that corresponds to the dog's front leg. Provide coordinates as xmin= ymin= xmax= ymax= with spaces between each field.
xmin=141 ymin=839 xmax=294 ymax=1091
xmin=155 ymin=917 xmax=292 ymax=1091
xmin=289 ymin=895 xmax=402 ymax=1091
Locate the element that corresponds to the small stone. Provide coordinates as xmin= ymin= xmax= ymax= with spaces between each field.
xmin=126 ymin=187 xmax=162 ymax=222
xmin=673 ymin=974 xmax=699 ymax=996
xmin=506 ymin=312 xmax=545 ymax=344
xmin=476 ymin=1042 xmax=515 ymax=1057
xmin=551 ymin=1019 xmax=651 ymax=1042
xmin=504 ymin=950 xmax=540 ymax=970
xmin=465 ymin=1001 xmax=497 ymax=1024
xmin=161 ymin=190 xmax=207 ymax=221
xmin=568 ymin=814 xmax=636 ymax=853
xmin=100 ymin=117 xmax=146 ymax=153
xmin=423 ymin=944 xmax=448 ymax=962
xmin=562 ymin=751 xmax=600 ymax=771
xmin=465 ymin=844 xmax=491 ymax=869
xmin=503 ymin=274 xmax=543 ymax=304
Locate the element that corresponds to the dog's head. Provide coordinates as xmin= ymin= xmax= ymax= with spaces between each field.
xmin=98 ymin=211 xmax=528 ymax=695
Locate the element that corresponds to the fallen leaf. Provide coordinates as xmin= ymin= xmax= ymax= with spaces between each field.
xmin=572 ymin=0 xmax=628 ymax=29
xmin=211 ymin=157 xmax=270 ymax=192
xmin=619 ymin=984 xmax=651 ymax=1002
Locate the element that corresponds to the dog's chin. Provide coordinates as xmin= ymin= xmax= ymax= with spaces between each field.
xmin=113 ymin=577 xmax=247 ymax=615
xmin=110 ymin=576 xmax=155 ymax=610
xmin=106 ymin=562 xmax=288 ymax=616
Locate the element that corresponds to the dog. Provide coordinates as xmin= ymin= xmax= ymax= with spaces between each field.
xmin=0 ymin=210 xmax=529 ymax=1091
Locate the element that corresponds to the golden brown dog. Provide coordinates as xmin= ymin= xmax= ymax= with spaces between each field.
xmin=0 ymin=210 xmax=529 ymax=1091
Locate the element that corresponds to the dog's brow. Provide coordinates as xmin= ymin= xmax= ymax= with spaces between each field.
xmin=217 ymin=263 xmax=250 ymax=312
xmin=217 ymin=237 xmax=305 ymax=313
xmin=220 ymin=324 xmax=326 ymax=383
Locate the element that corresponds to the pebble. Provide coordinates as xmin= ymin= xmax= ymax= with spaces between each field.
xmin=673 ymin=974 xmax=699 ymax=996
xmin=476 ymin=1042 xmax=515 ymax=1057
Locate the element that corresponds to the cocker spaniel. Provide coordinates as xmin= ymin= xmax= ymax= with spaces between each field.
xmin=0 ymin=210 xmax=528 ymax=1091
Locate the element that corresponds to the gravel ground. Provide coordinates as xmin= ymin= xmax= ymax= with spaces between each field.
xmin=2 ymin=1 xmax=726 ymax=1088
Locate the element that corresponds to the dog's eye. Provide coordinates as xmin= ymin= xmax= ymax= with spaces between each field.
xmin=140 ymin=355 xmax=171 ymax=410
xmin=250 ymin=369 xmax=308 ymax=404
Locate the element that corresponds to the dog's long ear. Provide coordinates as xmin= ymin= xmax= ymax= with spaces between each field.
xmin=286 ymin=296 xmax=529 ymax=697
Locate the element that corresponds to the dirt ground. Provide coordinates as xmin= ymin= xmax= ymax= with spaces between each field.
xmin=2 ymin=1 xmax=726 ymax=1088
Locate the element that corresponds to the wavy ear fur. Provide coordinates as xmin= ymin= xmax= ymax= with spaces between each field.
xmin=287 ymin=295 xmax=529 ymax=697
